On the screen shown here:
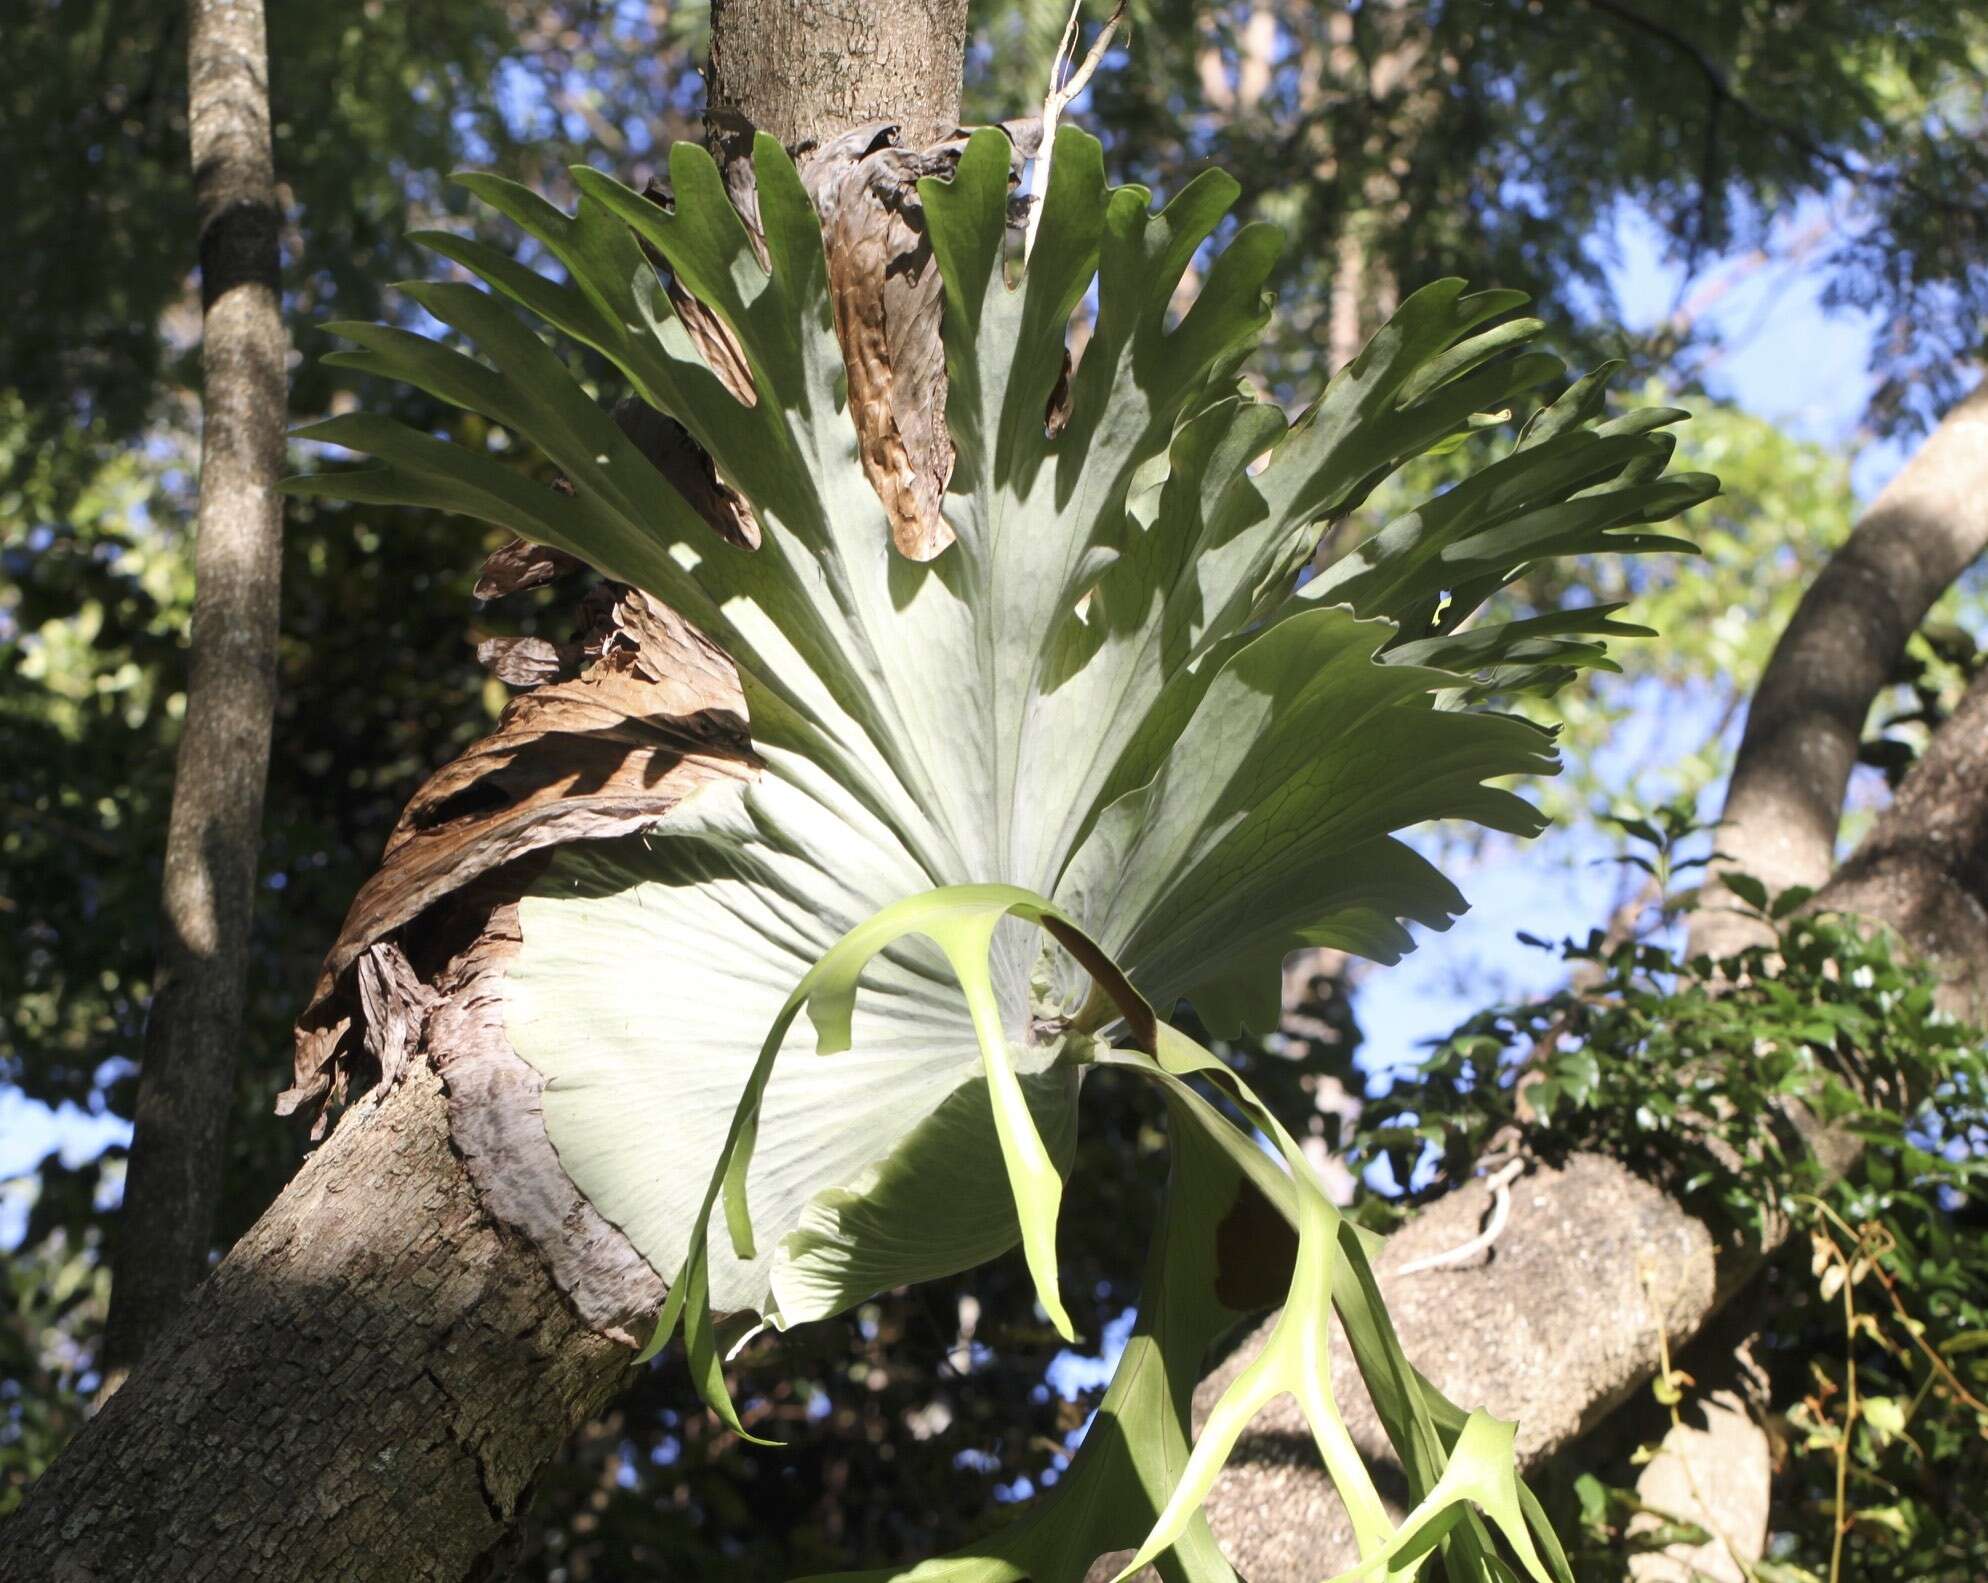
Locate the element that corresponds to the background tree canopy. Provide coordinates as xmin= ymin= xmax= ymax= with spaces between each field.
xmin=3 ymin=2 xmax=1985 ymax=1577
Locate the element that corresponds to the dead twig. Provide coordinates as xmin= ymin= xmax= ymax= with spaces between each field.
xmin=1022 ymin=0 xmax=1128 ymax=262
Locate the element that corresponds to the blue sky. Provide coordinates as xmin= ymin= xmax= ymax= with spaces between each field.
xmin=1613 ymin=204 xmax=1899 ymax=485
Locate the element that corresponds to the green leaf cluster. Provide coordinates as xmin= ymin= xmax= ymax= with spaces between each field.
xmin=1358 ymin=828 xmax=1988 ymax=1581
xmin=1369 ymin=881 xmax=1982 ymax=1245
xmin=289 ymin=125 xmax=1717 ymax=1577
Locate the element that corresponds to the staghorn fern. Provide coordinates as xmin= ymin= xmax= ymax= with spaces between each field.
xmin=289 ymin=126 xmax=1715 ymax=1581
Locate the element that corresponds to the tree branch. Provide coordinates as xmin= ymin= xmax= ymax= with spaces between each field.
xmin=1178 ymin=373 xmax=1988 ymax=1574
xmin=1693 ymin=378 xmax=1988 ymax=959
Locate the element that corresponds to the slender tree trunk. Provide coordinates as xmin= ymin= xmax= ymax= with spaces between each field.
xmin=103 ymin=0 xmax=289 ymax=1388
xmin=3 ymin=7 xmax=969 ymax=1578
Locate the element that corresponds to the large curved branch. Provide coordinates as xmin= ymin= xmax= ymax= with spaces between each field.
xmin=1165 ymin=666 xmax=1988 ymax=1581
xmin=1693 ymin=380 xmax=1988 ymax=958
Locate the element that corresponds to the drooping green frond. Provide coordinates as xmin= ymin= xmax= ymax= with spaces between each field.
xmin=679 ymin=885 xmax=1573 ymax=1583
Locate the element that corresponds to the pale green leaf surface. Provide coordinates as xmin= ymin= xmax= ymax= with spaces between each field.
xmin=1316 ymin=1413 xmax=1553 ymax=1583
xmin=288 ymin=126 xmax=1709 ymax=1416
xmin=1099 ymin=1027 xmax=1569 ymax=1583
xmin=508 ymin=810 xmax=1019 ymax=1324
xmin=621 ymin=885 xmax=1116 ymax=1362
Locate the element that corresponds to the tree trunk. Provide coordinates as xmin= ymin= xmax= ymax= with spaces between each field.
xmin=706 ymin=0 xmax=969 ymax=153
xmin=1625 ymin=1382 xmax=1772 ymax=1581
xmin=1693 ymin=379 xmax=1988 ymax=959
xmin=0 ymin=1064 xmax=632 ymax=1583
xmin=104 ymin=0 xmax=290 ymax=1387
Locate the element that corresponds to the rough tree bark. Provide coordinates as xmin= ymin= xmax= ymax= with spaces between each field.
xmin=0 ymin=566 xmax=756 ymax=1581
xmin=1623 ymin=1342 xmax=1773 ymax=1583
xmin=102 ymin=0 xmax=289 ymax=1387
xmin=9 ymin=1064 xmax=630 ymax=1583
xmin=1170 ymin=415 xmax=1988 ymax=1581
xmin=706 ymin=0 xmax=969 ymax=153
xmin=0 ymin=4 xmax=971 ymax=1577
